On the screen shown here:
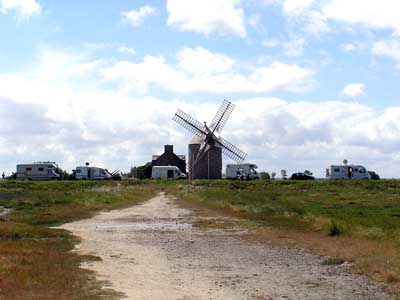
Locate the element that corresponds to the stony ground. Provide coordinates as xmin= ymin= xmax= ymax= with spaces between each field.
xmin=60 ymin=193 xmax=391 ymax=300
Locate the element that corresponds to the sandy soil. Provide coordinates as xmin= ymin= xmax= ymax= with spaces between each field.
xmin=60 ymin=193 xmax=390 ymax=300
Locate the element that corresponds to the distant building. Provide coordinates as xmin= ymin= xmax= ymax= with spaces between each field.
xmin=152 ymin=145 xmax=186 ymax=174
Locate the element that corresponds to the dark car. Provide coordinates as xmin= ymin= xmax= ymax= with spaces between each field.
xmin=290 ymin=172 xmax=315 ymax=180
xmin=368 ymin=171 xmax=380 ymax=180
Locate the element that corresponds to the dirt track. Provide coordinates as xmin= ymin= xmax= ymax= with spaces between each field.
xmin=60 ymin=194 xmax=390 ymax=300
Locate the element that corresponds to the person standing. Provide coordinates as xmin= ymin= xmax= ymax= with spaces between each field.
xmin=1 ymin=172 xmax=5 ymax=180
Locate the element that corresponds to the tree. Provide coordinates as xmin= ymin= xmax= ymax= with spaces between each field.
xmin=55 ymin=167 xmax=71 ymax=180
xmin=259 ymin=171 xmax=270 ymax=180
xmin=281 ymin=169 xmax=287 ymax=180
xmin=271 ymin=172 xmax=276 ymax=180
xmin=131 ymin=162 xmax=152 ymax=179
xmin=126 ymin=167 xmax=137 ymax=178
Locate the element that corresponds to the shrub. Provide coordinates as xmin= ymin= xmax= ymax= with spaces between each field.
xmin=260 ymin=171 xmax=270 ymax=180
xmin=321 ymin=257 xmax=345 ymax=265
xmin=328 ymin=220 xmax=342 ymax=236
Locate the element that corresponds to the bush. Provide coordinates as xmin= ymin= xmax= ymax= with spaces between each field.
xmin=328 ymin=220 xmax=342 ymax=236
xmin=260 ymin=171 xmax=270 ymax=180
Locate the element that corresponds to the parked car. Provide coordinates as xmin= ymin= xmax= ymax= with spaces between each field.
xmin=368 ymin=171 xmax=380 ymax=180
xmin=290 ymin=172 xmax=315 ymax=180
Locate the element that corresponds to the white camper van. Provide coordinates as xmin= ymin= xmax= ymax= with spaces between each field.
xmin=151 ymin=166 xmax=187 ymax=180
xmin=326 ymin=164 xmax=370 ymax=180
xmin=74 ymin=166 xmax=112 ymax=180
xmin=226 ymin=163 xmax=260 ymax=180
xmin=16 ymin=162 xmax=60 ymax=180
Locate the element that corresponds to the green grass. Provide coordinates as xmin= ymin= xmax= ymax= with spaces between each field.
xmin=177 ymin=179 xmax=400 ymax=239
xmin=0 ymin=180 xmax=156 ymax=300
xmin=3 ymin=179 xmax=400 ymax=298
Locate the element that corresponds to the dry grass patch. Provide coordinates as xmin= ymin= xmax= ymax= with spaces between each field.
xmin=242 ymin=228 xmax=400 ymax=296
xmin=0 ymin=181 xmax=156 ymax=300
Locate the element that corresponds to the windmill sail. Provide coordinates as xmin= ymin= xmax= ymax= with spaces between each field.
xmin=193 ymin=140 xmax=211 ymax=166
xmin=173 ymin=109 xmax=207 ymax=138
xmin=215 ymin=136 xmax=247 ymax=164
xmin=209 ymin=100 xmax=235 ymax=134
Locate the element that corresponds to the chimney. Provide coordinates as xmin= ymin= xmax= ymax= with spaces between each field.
xmin=164 ymin=145 xmax=173 ymax=154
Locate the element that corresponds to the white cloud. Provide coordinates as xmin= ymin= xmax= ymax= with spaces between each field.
xmin=280 ymin=0 xmax=400 ymax=35
xmin=281 ymin=0 xmax=329 ymax=34
xmin=122 ymin=5 xmax=156 ymax=26
xmin=1 ymin=0 xmax=40 ymax=19
xmin=322 ymin=0 xmax=400 ymax=32
xmin=118 ymin=46 xmax=136 ymax=55
xmin=1 ymin=48 xmax=399 ymax=178
xmin=342 ymin=83 xmax=366 ymax=97
xmin=303 ymin=10 xmax=329 ymax=34
xmin=101 ymin=46 xmax=315 ymax=94
xmin=372 ymin=40 xmax=400 ymax=67
xmin=167 ymin=0 xmax=246 ymax=37
xmin=177 ymin=47 xmax=234 ymax=74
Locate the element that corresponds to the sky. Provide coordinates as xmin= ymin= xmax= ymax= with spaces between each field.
xmin=0 ymin=0 xmax=400 ymax=178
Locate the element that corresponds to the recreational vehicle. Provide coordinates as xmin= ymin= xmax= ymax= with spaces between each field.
xmin=74 ymin=166 xmax=112 ymax=180
xmin=16 ymin=162 xmax=60 ymax=180
xmin=226 ymin=163 xmax=260 ymax=180
xmin=326 ymin=164 xmax=369 ymax=180
xmin=151 ymin=166 xmax=187 ymax=180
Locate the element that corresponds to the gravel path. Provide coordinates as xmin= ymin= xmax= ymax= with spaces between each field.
xmin=60 ymin=193 xmax=390 ymax=300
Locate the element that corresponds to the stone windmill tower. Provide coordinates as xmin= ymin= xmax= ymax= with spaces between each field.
xmin=173 ymin=100 xmax=246 ymax=179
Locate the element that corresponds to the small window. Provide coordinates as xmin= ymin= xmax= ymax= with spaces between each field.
xmin=101 ymin=170 xmax=106 ymax=175
xmin=76 ymin=169 xmax=81 ymax=173
xmin=48 ymin=165 xmax=53 ymax=168
xmin=26 ymin=167 xmax=32 ymax=171
xmin=333 ymin=168 xmax=340 ymax=172
xmin=359 ymin=169 xmax=365 ymax=173
xmin=38 ymin=168 xmax=44 ymax=171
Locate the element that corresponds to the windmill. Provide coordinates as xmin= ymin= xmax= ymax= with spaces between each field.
xmin=173 ymin=100 xmax=247 ymax=180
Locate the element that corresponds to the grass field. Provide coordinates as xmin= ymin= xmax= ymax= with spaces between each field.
xmin=0 ymin=180 xmax=156 ymax=300
xmin=175 ymin=179 xmax=400 ymax=295
xmin=1 ymin=179 xmax=400 ymax=298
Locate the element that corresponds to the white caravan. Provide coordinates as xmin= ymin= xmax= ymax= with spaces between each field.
xmin=326 ymin=164 xmax=370 ymax=180
xmin=226 ymin=163 xmax=260 ymax=180
xmin=151 ymin=166 xmax=187 ymax=180
xmin=16 ymin=162 xmax=60 ymax=180
xmin=74 ymin=166 xmax=112 ymax=180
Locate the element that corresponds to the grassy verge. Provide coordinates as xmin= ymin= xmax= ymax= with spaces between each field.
xmin=0 ymin=180 xmax=156 ymax=300
xmin=175 ymin=179 xmax=400 ymax=295
xmin=3 ymin=179 xmax=400 ymax=297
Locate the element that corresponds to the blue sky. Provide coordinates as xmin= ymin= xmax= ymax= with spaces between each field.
xmin=0 ymin=0 xmax=400 ymax=177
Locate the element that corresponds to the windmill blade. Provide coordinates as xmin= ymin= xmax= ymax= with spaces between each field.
xmin=193 ymin=141 xmax=211 ymax=166
xmin=173 ymin=109 xmax=207 ymax=138
xmin=209 ymin=100 xmax=235 ymax=134
xmin=215 ymin=136 xmax=247 ymax=164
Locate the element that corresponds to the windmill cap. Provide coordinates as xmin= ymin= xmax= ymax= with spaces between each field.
xmin=189 ymin=136 xmax=203 ymax=145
